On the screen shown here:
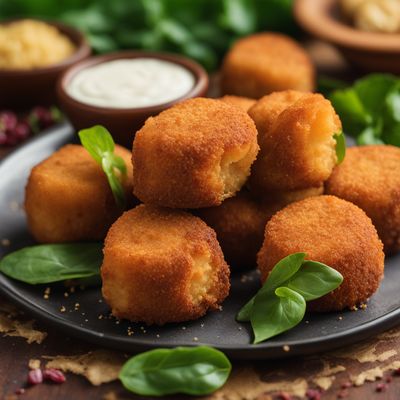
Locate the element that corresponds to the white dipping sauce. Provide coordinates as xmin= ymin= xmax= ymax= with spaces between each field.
xmin=66 ymin=58 xmax=195 ymax=108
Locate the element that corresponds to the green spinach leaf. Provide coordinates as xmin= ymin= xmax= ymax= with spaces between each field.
xmin=334 ymin=130 xmax=346 ymax=164
xmin=251 ymin=287 xmax=306 ymax=344
xmin=78 ymin=125 xmax=127 ymax=210
xmin=236 ymin=252 xmax=305 ymax=322
xmin=119 ymin=346 xmax=231 ymax=396
xmin=0 ymin=243 xmax=102 ymax=284
xmin=237 ymin=253 xmax=343 ymax=343
xmin=287 ymin=261 xmax=343 ymax=301
xmin=330 ymin=73 xmax=400 ymax=147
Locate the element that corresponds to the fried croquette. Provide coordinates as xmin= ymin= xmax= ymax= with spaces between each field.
xmin=249 ymin=93 xmax=341 ymax=194
xmin=101 ymin=205 xmax=230 ymax=325
xmin=326 ymin=145 xmax=400 ymax=254
xmin=196 ymin=191 xmax=282 ymax=270
xmin=219 ymin=95 xmax=256 ymax=112
xmin=261 ymin=185 xmax=324 ymax=206
xmin=257 ymin=195 xmax=384 ymax=312
xmin=25 ymin=144 xmax=134 ymax=243
xmin=248 ymin=90 xmax=306 ymax=136
xmin=132 ymin=98 xmax=259 ymax=208
xmin=220 ymin=33 xmax=315 ymax=99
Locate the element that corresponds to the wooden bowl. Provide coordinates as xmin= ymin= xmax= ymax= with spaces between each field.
xmin=57 ymin=51 xmax=209 ymax=148
xmin=294 ymin=0 xmax=400 ymax=73
xmin=0 ymin=19 xmax=91 ymax=109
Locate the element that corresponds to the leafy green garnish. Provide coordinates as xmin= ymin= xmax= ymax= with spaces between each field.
xmin=0 ymin=243 xmax=102 ymax=284
xmin=78 ymin=125 xmax=127 ymax=210
xmin=0 ymin=0 xmax=297 ymax=71
xmin=252 ymin=287 xmax=306 ymax=344
xmin=237 ymin=253 xmax=343 ymax=343
xmin=236 ymin=252 xmax=306 ymax=322
xmin=330 ymin=74 xmax=400 ymax=146
xmin=119 ymin=346 xmax=231 ymax=396
xmin=334 ymin=130 xmax=346 ymax=164
xmin=286 ymin=261 xmax=344 ymax=301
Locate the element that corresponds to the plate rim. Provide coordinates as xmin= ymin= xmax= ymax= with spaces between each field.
xmin=0 ymin=272 xmax=399 ymax=359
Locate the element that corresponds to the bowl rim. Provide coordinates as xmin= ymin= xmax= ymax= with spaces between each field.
xmin=57 ymin=50 xmax=209 ymax=115
xmin=0 ymin=18 xmax=91 ymax=76
xmin=294 ymin=0 xmax=400 ymax=52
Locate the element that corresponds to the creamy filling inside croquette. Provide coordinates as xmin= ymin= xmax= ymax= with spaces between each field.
xmin=188 ymin=251 xmax=214 ymax=305
xmin=308 ymin=108 xmax=337 ymax=176
xmin=219 ymin=144 xmax=255 ymax=198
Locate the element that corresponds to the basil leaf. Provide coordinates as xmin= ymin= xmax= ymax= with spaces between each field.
xmin=385 ymin=83 xmax=400 ymax=122
xmin=119 ymin=346 xmax=231 ymax=396
xmin=0 ymin=243 xmax=102 ymax=284
xmin=287 ymin=261 xmax=343 ymax=301
xmin=251 ymin=287 xmax=306 ymax=344
xmin=78 ymin=125 xmax=127 ymax=210
xmin=334 ymin=130 xmax=346 ymax=164
xmin=220 ymin=0 xmax=256 ymax=35
xmin=382 ymin=83 xmax=400 ymax=146
xmin=357 ymin=126 xmax=384 ymax=145
xmin=354 ymin=74 xmax=397 ymax=118
xmin=78 ymin=125 xmax=115 ymax=162
xmin=236 ymin=252 xmax=305 ymax=322
xmin=237 ymin=253 xmax=344 ymax=343
xmin=101 ymin=154 xmax=126 ymax=210
xmin=330 ymin=89 xmax=371 ymax=136
xmin=330 ymin=73 xmax=400 ymax=148
xmin=236 ymin=296 xmax=255 ymax=322
xmin=262 ymin=252 xmax=306 ymax=292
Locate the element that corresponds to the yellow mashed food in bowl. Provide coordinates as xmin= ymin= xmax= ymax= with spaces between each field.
xmin=0 ymin=19 xmax=76 ymax=69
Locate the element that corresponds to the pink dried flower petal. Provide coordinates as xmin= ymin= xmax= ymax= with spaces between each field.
xmin=28 ymin=368 xmax=43 ymax=385
xmin=306 ymin=389 xmax=321 ymax=400
xmin=376 ymin=383 xmax=388 ymax=392
xmin=43 ymin=368 xmax=66 ymax=383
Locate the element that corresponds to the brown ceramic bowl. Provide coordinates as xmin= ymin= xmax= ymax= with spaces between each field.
xmin=294 ymin=0 xmax=400 ymax=73
xmin=57 ymin=51 xmax=209 ymax=148
xmin=0 ymin=19 xmax=91 ymax=109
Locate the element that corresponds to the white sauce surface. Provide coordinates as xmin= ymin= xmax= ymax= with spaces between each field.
xmin=66 ymin=58 xmax=195 ymax=108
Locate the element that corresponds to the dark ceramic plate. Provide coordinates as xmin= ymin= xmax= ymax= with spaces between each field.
xmin=0 ymin=124 xmax=399 ymax=359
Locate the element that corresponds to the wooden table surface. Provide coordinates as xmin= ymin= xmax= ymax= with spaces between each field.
xmin=1 ymin=41 xmax=399 ymax=400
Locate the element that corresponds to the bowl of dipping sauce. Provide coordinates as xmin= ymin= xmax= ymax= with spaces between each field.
xmin=57 ymin=51 xmax=209 ymax=147
xmin=0 ymin=19 xmax=91 ymax=108
xmin=294 ymin=0 xmax=400 ymax=73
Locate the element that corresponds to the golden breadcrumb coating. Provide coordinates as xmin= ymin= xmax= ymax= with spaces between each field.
xmin=219 ymin=95 xmax=256 ymax=112
xmin=196 ymin=191 xmax=282 ymax=269
xmin=248 ymin=90 xmax=306 ymax=138
xmin=221 ymin=33 xmax=315 ymax=99
xmin=249 ymin=93 xmax=341 ymax=194
xmin=258 ymin=196 xmax=384 ymax=312
xmin=25 ymin=144 xmax=134 ymax=243
xmin=101 ymin=205 xmax=230 ymax=325
xmin=132 ymin=98 xmax=259 ymax=208
xmin=326 ymin=145 xmax=400 ymax=254
xmin=260 ymin=185 xmax=324 ymax=207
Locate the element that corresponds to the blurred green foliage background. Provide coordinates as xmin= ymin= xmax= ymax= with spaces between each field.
xmin=0 ymin=0 xmax=296 ymax=70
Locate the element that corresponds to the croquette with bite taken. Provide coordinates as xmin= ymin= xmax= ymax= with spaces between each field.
xmin=132 ymin=98 xmax=259 ymax=208
xmin=101 ymin=205 xmax=230 ymax=325
xmin=257 ymin=195 xmax=384 ymax=312
xmin=248 ymin=90 xmax=306 ymax=137
xmin=249 ymin=93 xmax=341 ymax=195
